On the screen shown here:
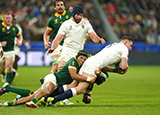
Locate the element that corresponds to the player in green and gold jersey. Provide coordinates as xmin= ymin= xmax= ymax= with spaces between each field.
xmin=0 ymin=50 xmax=92 ymax=107
xmin=43 ymin=0 xmax=72 ymax=73
xmin=0 ymin=12 xmax=23 ymax=85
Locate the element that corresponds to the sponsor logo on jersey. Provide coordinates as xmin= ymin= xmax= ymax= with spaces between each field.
xmin=2 ymin=28 xmax=5 ymax=32
xmin=82 ymin=25 xmax=84 ymax=29
xmin=13 ymin=27 xmax=15 ymax=31
xmin=55 ymin=19 xmax=58 ymax=24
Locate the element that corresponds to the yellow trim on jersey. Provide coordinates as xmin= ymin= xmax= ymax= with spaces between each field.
xmin=55 ymin=10 xmax=66 ymax=17
xmin=68 ymin=66 xmax=76 ymax=70
xmin=2 ymin=22 xmax=12 ymax=27
xmin=74 ymin=55 xmax=77 ymax=59
xmin=47 ymin=26 xmax=52 ymax=30
xmin=16 ymin=32 xmax=20 ymax=36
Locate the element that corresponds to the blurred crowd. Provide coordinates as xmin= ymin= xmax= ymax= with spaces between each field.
xmin=99 ymin=0 xmax=160 ymax=44
xmin=0 ymin=0 xmax=105 ymax=42
xmin=0 ymin=0 xmax=160 ymax=44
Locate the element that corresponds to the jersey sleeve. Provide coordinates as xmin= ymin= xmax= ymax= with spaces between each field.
xmin=86 ymin=21 xmax=94 ymax=33
xmin=47 ymin=18 xmax=53 ymax=30
xmin=68 ymin=59 xmax=78 ymax=70
xmin=121 ymin=47 xmax=129 ymax=59
xmin=15 ymin=26 xmax=20 ymax=36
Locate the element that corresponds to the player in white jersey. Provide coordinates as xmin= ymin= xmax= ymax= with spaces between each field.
xmin=47 ymin=6 xmax=106 ymax=71
xmin=44 ymin=36 xmax=133 ymax=105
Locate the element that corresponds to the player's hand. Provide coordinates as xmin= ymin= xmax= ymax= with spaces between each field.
xmin=1 ymin=41 xmax=7 ymax=47
xmin=100 ymin=38 xmax=106 ymax=44
xmin=16 ymin=40 xmax=22 ymax=47
xmin=86 ymin=77 xmax=96 ymax=84
xmin=114 ymin=67 xmax=127 ymax=74
xmin=95 ymin=69 xmax=101 ymax=76
xmin=44 ymin=42 xmax=51 ymax=49
xmin=47 ymin=48 xmax=54 ymax=55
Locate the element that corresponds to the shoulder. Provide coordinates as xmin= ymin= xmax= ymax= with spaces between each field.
xmin=66 ymin=11 xmax=72 ymax=15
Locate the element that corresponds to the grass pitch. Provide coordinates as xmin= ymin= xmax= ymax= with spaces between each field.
xmin=0 ymin=66 xmax=160 ymax=115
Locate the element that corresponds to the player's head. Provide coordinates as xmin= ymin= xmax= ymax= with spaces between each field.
xmin=76 ymin=50 xmax=89 ymax=66
xmin=3 ymin=12 xmax=12 ymax=26
xmin=54 ymin=0 xmax=65 ymax=14
xmin=72 ymin=6 xmax=83 ymax=23
xmin=120 ymin=36 xmax=133 ymax=51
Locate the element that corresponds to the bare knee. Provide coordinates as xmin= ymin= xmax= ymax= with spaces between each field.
xmin=42 ymin=82 xmax=55 ymax=95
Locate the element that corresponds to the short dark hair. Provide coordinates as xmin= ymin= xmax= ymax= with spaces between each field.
xmin=54 ymin=0 xmax=64 ymax=7
xmin=121 ymin=36 xmax=134 ymax=42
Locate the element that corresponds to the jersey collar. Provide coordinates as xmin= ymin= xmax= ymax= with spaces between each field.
xmin=2 ymin=22 xmax=12 ymax=27
xmin=55 ymin=10 xmax=66 ymax=17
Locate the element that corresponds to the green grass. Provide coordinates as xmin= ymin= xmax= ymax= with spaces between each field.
xmin=0 ymin=66 xmax=160 ymax=115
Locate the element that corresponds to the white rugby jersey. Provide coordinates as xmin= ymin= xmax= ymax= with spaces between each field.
xmin=89 ymin=42 xmax=129 ymax=69
xmin=57 ymin=18 xmax=94 ymax=51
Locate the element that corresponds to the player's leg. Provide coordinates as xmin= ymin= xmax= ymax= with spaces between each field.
xmin=12 ymin=55 xmax=19 ymax=83
xmin=50 ymin=81 xmax=92 ymax=105
xmin=39 ymin=80 xmax=79 ymax=105
xmin=5 ymin=58 xmax=14 ymax=84
xmin=0 ymin=82 xmax=33 ymax=96
xmin=50 ymin=72 xmax=96 ymax=105
xmin=51 ymin=54 xmax=59 ymax=73
xmin=51 ymin=45 xmax=63 ymax=72
xmin=4 ymin=51 xmax=15 ymax=84
xmin=0 ymin=61 xmax=5 ymax=83
xmin=26 ymin=74 xmax=57 ymax=108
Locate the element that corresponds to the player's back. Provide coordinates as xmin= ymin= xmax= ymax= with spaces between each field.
xmin=91 ymin=42 xmax=128 ymax=68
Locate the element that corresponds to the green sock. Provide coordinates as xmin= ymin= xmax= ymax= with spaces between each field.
xmin=6 ymin=72 xmax=13 ymax=84
xmin=6 ymin=85 xmax=33 ymax=97
xmin=31 ymin=97 xmax=39 ymax=103
xmin=8 ymin=100 xmax=17 ymax=106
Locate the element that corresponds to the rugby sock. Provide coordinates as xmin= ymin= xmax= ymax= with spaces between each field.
xmin=44 ymin=85 xmax=67 ymax=102
xmin=12 ymin=68 xmax=17 ymax=81
xmin=7 ymin=100 xmax=17 ymax=106
xmin=5 ymin=85 xmax=33 ymax=97
xmin=6 ymin=71 xmax=13 ymax=84
xmin=31 ymin=97 xmax=39 ymax=103
xmin=51 ymin=88 xmax=77 ymax=104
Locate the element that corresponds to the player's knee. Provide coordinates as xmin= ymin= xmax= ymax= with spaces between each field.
xmin=43 ymin=82 xmax=55 ymax=95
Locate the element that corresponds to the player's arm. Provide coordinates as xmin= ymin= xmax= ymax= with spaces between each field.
xmin=47 ymin=34 xmax=64 ymax=55
xmin=16 ymin=33 xmax=23 ymax=47
xmin=69 ymin=67 xmax=95 ymax=83
xmin=120 ymin=57 xmax=128 ymax=71
xmin=88 ymin=31 xmax=106 ymax=44
xmin=43 ymin=28 xmax=52 ymax=49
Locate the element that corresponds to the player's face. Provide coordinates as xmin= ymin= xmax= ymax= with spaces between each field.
xmin=55 ymin=1 xmax=65 ymax=14
xmin=77 ymin=56 xmax=87 ymax=66
xmin=3 ymin=14 xmax=12 ymax=26
xmin=126 ymin=41 xmax=133 ymax=51
xmin=74 ymin=13 xmax=83 ymax=23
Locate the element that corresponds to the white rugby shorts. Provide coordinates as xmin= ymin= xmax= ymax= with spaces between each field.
xmin=51 ymin=45 xmax=63 ymax=56
xmin=0 ymin=51 xmax=15 ymax=62
xmin=14 ymin=46 xmax=20 ymax=56
xmin=58 ymin=47 xmax=78 ymax=62
xmin=79 ymin=57 xmax=99 ymax=78
xmin=42 ymin=74 xmax=58 ymax=90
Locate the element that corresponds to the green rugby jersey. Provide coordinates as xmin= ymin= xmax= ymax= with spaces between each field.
xmin=0 ymin=22 xmax=19 ymax=52
xmin=54 ymin=56 xmax=81 ymax=86
xmin=47 ymin=10 xmax=72 ymax=45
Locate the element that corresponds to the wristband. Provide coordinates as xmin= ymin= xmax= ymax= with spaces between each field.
xmin=101 ymin=73 xmax=108 ymax=79
xmin=86 ymin=77 xmax=92 ymax=82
